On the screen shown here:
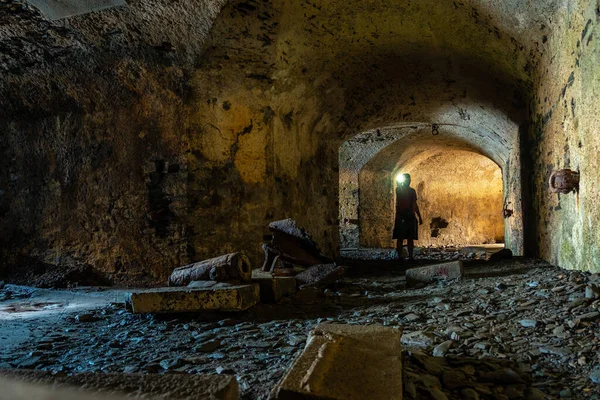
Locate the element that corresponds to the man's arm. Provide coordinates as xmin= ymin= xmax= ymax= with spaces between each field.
xmin=413 ymin=192 xmax=423 ymax=225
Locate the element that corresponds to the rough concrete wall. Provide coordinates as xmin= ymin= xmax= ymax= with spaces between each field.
xmin=360 ymin=150 xmax=504 ymax=248
xmin=1 ymin=0 xmax=555 ymax=282
xmin=0 ymin=0 xmax=339 ymax=283
xmin=529 ymin=1 xmax=600 ymax=272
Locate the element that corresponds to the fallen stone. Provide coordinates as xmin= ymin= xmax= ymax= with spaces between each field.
xmin=539 ymin=346 xmax=572 ymax=357
xmin=197 ymin=339 xmax=222 ymax=353
xmin=401 ymin=331 xmax=435 ymax=348
xmin=405 ymin=261 xmax=464 ymax=285
xmin=590 ymin=366 xmax=600 ymax=384
xmin=126 ymin=284 xmax=260 ymax=313
xmin=271 ymin=323 xmax=403 ymax=400
xmin=460 ymin=388 xmax=480 ymax=400
xmin=295 ymin=264 xmax=346 ymax=288
xmin=585 ymin=285 xmax=600 ymax=299
xmin=4 ymin=372 xmax=239 ymax=399
xmin=432 ymin=340 xmax=454 ymax=357
xmin=252 ymin=270 xmax=296 ymax=302
xmin=427 ymin=388 xmax=449 ymax=400
xmin=168 ymin=253 xmax=252 ymax=287
xmin=263 ymin=219 xmax=332 ymax=270
xmin=520 ymin=319 xmax=538 ymax=328
xmin=403 ymin=313 xmax=421 ymax=322
xmin=576 ymin=311 xmax=599 ymax=322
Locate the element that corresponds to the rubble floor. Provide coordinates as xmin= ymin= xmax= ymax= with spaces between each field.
xmin=1 ymin=257 xmax=599 ymax=399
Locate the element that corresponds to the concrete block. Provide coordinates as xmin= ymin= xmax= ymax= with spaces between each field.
xmin=406 ymin=261 xmax=464 ymax=285
xmin=127 ymin=284 xmax=259 ymax=313
xmin=271 ymin=323 xmax=403 ymax=400
xmin=252 ymin=270 xmax=296 ymax=302
xmin=0 ymin=371 xmax=239 ymax=400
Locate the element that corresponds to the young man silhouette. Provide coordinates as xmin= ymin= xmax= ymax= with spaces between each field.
xmin=393 ymin=173 xmax=423 ymax=262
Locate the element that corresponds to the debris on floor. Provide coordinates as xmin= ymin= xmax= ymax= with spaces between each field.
xmin=2 ymin=258 xmax=599 ymax=399
xmin=271 ymin=323 xmax=403 ymax=400
xmin=405 ymin=261 xmax=464 ymax=286
xmin=262 ymin=219 xmax=332 ymax=271
xmin=403 ymin=351 xmax=538 ymax=400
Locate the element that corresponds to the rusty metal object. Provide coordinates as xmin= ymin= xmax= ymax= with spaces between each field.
xmin=503 ymin=201 xmax=513 ymax=218
xmin=168 ymin=253 xmax=252 ymax=286
xmin=261 ymin=219 xmax=332 ymax=271
xmin=549 ymin=169 xmax=580 ymax=194
xmin=295 ymin=264 xmax=346 ymax=288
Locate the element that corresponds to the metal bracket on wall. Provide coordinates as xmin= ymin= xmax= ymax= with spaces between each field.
xmin=549 ymin=169 xmax=580 ymax=194
xmin=502 ymin=201 xmax=513 ymax=218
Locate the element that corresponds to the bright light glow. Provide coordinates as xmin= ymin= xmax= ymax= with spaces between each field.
xmin=396 ymin=174 xmax=406 ymax=184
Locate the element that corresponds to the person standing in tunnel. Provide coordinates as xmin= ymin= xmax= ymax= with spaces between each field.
xmin=393 ymin=173 xmax=423 ymax=263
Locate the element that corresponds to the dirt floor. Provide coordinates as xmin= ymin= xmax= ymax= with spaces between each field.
xmin=1 ymin=255 xmax=599 ymax=399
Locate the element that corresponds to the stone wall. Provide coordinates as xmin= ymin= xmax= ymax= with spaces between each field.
xmin=3 ymin=0 xmax=581 ymax=284
xmin=529 ymin=1 xmax=600 ymax=272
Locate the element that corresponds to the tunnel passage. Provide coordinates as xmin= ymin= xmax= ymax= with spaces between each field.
xmin=360 ymin=147 xmax=504 ymax=248
xmin=340 ymin=124 xmax=523 ymax=255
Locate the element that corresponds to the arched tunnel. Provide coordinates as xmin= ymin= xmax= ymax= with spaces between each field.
xmin=1 ymin=0 xmax=600 ymax=398
xmin=341 ymin=129 xmax=511 ymax=251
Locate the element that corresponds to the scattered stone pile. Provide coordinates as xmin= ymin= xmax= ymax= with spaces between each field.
xmin=1 ymin=258 xmax=599 ymax=399
xmin=403 ymin=351 xmax=544 ymax=400
xmin=126 ymin=220 xmax=346 ymax=314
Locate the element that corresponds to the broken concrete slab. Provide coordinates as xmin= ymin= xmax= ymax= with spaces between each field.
xmin=126 ymin=284 xmax=260 ymax=313
xmin=401 ymin=330 xmax=436 ymax=349
xmin=405 ymin=261 xmax=464 ymax=285
xmin=252 ymin=270 xmax=296 ymax=302
xmin=271 ymin=323 xmax=403 ymax=400
xmin=295 ymin=264 xmax=346 ymax=288
xmin=0 ymin=371 xmax=239 ymax=400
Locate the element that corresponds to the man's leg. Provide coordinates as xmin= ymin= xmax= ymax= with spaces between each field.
xmin=407 ymin=239 xmax=414 ymax=260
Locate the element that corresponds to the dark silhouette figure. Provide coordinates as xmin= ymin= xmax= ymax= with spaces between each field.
xmin=393 ymin=173 xmax=423 ymax=262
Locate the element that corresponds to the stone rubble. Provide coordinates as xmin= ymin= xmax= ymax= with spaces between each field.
xmin=0 ymin=258 xmax=599 ymax=399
